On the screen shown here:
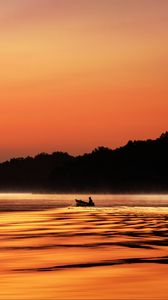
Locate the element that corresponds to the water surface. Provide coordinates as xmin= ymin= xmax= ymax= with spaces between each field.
xmin=0 ymin=193 xmax=168 ymax=211
xmin=0 ymin=194 xmax=168 ymax=299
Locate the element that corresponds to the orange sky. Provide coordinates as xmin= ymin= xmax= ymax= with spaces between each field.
xmin=0 ymin=0 xmax=168 ymax=161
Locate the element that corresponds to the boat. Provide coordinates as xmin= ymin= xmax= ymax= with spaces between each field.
xmin=75 ymin=199 xmax=95 ymax=207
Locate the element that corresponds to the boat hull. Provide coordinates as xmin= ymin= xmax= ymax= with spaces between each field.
xmin=75 ymin=200 xmax=95 ymax=207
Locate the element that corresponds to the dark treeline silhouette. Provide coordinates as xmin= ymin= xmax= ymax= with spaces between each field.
xmin=0 ymin=132 xmax=168 ymax=193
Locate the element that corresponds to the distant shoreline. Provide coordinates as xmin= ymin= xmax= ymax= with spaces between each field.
xmin=0 ymin=132 xmax=168 ymax=193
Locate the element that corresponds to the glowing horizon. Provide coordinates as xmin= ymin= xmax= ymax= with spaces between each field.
xmin=0 ymin=0 xmax=168 ymax=161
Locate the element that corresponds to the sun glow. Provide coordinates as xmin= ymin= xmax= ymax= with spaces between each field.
xmin=0 ymin=0 xmax=168 ymax=161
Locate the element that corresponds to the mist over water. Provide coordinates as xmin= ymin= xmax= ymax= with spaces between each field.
xmin=0 ymin=193 xmax=168 ymax=211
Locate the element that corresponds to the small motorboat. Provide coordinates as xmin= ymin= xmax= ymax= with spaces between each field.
xmin=75 ymin=198 xmax=95 ymax=207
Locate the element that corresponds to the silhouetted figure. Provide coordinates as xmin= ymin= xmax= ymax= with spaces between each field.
xmin=88 ymin=197 xmax=95 ymax=206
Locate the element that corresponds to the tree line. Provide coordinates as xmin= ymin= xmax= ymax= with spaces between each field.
xmin=0 ymin=132 xmax=168 ymax=193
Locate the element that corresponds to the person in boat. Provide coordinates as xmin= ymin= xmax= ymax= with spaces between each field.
xmin=88 ymin=197 xmax=95 ymax=206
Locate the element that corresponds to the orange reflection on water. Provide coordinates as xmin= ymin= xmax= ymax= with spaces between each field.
xmin=0 ymin=205 xmax=168 ymax=299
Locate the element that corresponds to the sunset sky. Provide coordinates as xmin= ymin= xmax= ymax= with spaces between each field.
xmin=0 ymin=0 xmax=168 ymax=161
